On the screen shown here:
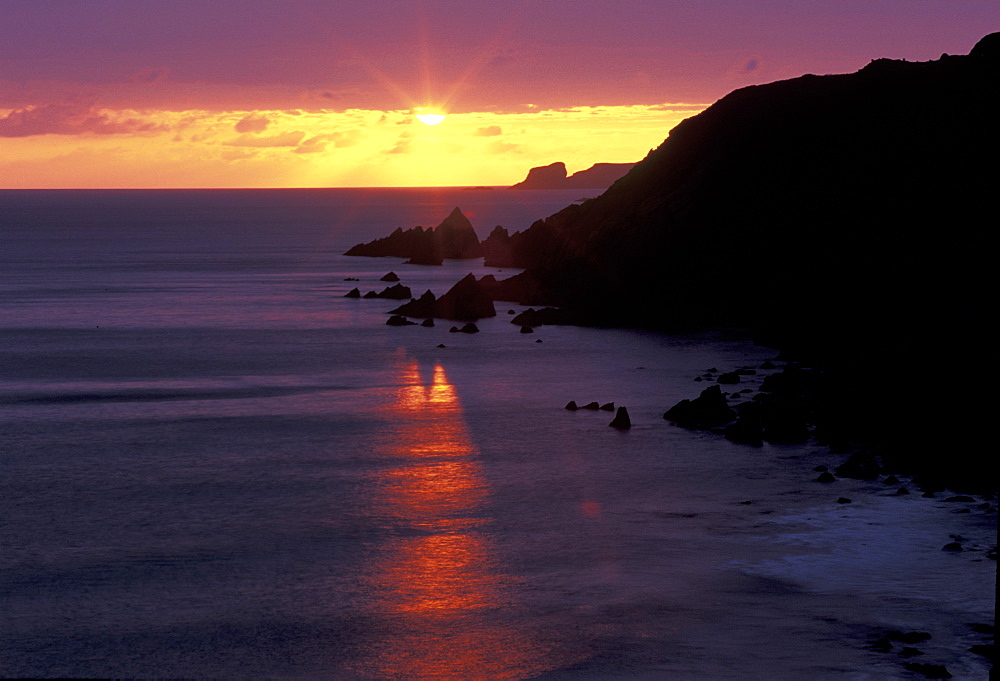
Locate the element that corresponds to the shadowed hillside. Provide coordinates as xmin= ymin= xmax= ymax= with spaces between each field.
xmin=490 ymin=34 xmax=999 ymax=490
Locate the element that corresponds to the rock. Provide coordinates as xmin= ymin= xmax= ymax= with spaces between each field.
xmin=944 ymin=495 xmax=975 ymax=502
xmin=362 ymin=290 xmax=379 ymax=298
xmin=436 ymin=343 xmax=446 ymax=348
xmin=941 ymin=542 xmax=963 ymax=552
xmin=896 ymin=487 xmax=910 ymax=495
xmin=373 ymin=283 xmax=412 ymax=300
xmin=816 ymin=472 xmax=837 ymax=483
xmin=609 ymin=406 xmax=632 ymax=429
xmin=386 ymin=315 xmax=415 ymax=326
xmin=883 ymin=475 xmax=900 ymax=485
xmin=458 ymin=322 xmax=479 ymax=334
xmin=510 ymin=307 xmax=571 ymax=327
xmin=835 ymin=452 xmax=882 ymax=480
xmin=724 ymin=417 xmax=763 ymax=447
xmin=581 ymin=401 xmax=600 ymax=410
xmin=391 ymin=274 xmax=495 ymax=321
xmin=380 ymin=271 xmax=400 ymax=282
xmin=344 ymin=287 xmax=361 ymax=298
xmin=420 ymin=318 xmax=434 ymax=327
xmin=663 ymin=385 xmax=735 ymax=429
xmin=344 ymin=207 xmax=482 ymax=264
xmin=519 ymin=325 xmax=534 ymax=333
xmin=600 ymin=402 xmax=615 ymax=411
xmin=837 ymin=497 xmax=852 ymax=504
xmin=902 ymin=662 xmax=952 ymax=678
xmin=565 ymin=401 xmax=579 ymax=411
xmin=717 ymin=371 xmax=741 ymax=384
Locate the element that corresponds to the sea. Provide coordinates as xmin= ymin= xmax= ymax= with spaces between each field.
xmin=1 ymin=188 xmax=994 ymax=680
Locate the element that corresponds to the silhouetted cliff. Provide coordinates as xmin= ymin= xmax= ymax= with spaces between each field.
xmin=509 ymin=161 xmax=636 ymax=189
xmin=491 ymin=34 xmax=1000 ymax=490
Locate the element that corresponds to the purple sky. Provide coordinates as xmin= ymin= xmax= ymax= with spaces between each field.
xmin=3 ymin=1 xmax=996 ymax=111
xmin=1 ymin=1 xmax=995 ymax=187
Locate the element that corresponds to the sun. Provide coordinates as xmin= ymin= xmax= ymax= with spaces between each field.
xmin=414 ymin=109 xmax=447 ymax=126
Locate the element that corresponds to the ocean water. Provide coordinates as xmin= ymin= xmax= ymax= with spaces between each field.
xmin=0 ymin=188 xmax=994 ymax=680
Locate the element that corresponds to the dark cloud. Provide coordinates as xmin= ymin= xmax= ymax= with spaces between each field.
xmin=0 ymin=102 xmax=165 ymax=138
xmin=742 ymin=58 xmax=760 ymax=73
xmin=234 ymin=114 xmax=270 ymax=133
xmin=131 ymin=67 xmax=171 ymax=84
xmin=224 ymin=131 xmax=305 ymax=147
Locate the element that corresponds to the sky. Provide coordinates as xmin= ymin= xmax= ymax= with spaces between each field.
xmin=1 ymin=1 xmax=996 ymax=188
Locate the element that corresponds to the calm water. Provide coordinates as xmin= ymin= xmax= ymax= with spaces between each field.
xmin=1 ymin=189 xmax=994 ymax=679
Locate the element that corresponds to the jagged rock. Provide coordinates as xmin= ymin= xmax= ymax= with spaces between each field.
xmin=344 ymin=287 xmax=361 ymax=298
xmin=664 ymin=384 xmax=735 ymax=429
xmin=344 ymin=207 xmax=482 ymax=265
xmin=390 ymin=274 xmax=495 ymax=321
xmin=373 ymin=283 xmax=412 ymax=300
xmin=565 ymin=400 xmax=579 ymax=410
xmin=609 ymin=406 xmax=632 ymax=429
xmin=600 ymin=402 xmax=615 ymax=411
xmin=390 ymin=290 xmax=436 ymax=318
xmin=362 ymin=290 xmax=378 ymax=299
xmin=380 ymin=271 xmax=400 ymax=282
xmin=581 ymin=401 xmax=600 ymax=410
xmin=386 ymin=315 xmax=415 ymax=326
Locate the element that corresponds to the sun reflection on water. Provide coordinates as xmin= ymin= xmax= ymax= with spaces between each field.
xmin=359 ymin=358 xmax=558 ymax=680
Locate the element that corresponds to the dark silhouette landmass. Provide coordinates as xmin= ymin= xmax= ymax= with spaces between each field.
xmin=344 ymin=207 xmax=482 ymax=265
xmin=389 ymin=273 xmax=496 ymax=321
xmin=508 ymin=161 xmax=636 ymax=190
xmin=479 ymin=34 xmax=999 ymax=492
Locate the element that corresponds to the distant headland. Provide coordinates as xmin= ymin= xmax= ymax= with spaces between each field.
xmin=508 ymin=161 xmax=635 ymax=190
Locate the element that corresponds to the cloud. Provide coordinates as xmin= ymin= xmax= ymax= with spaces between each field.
xmin=131 ymin=67 xmax=171 ymax=84
xmin=224 ymin=131 xmax=305 ymax=147
xmin=0 ymin=103 xmax=167 ymax=138
xmin=742 ymin=58 xmax=761 ymax=73
xmin=234 ymin=113 xmax=270 ymax=133
xmin=475 ymin=125 xmax=502 ymax=136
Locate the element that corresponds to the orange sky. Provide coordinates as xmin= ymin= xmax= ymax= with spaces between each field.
xmin=1 ymin=1 xmax=995 ymax=188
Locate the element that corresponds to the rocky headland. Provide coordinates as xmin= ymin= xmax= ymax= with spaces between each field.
xmin=416 ymin=34 xmax=999 ymax=494
xmin=508 ymin=161 xmax=636 ymax=190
